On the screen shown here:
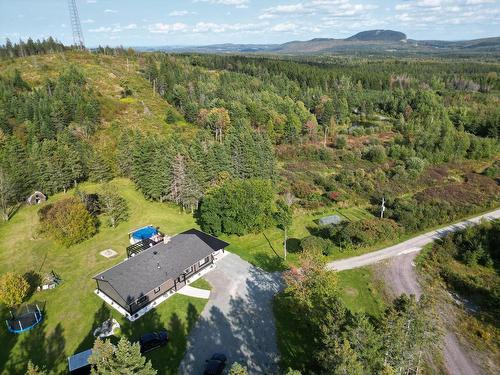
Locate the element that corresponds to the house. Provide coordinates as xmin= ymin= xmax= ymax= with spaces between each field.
xmin=93 ymin=228 xmax=229 ymax=318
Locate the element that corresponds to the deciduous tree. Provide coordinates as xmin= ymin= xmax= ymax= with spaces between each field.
xmin=0 ymin=272 xmax=29 ymax=308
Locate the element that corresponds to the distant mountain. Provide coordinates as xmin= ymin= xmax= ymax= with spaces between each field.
xmin=136 ymin=30 xmax=500 ymax=56
xmin=347 ymin=30 xmax=407 ymax=42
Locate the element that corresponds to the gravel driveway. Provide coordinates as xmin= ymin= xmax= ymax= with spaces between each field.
xmin=380 ymin=252 xmax=482 ymax=375
xmin=179 ymin=253 xmax=283 ymax=375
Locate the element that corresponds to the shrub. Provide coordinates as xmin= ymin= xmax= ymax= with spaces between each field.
xmin=200 ymin=179 xmax=274 ymax=236
xmin=292 ymin=180 xmax=317 ymax=199
xmin=483 ymin=161 xmax=499 ymax=179
xmin=335 ymin=135 xmax=348 ymax=149
xmin=39 ymin=197 xmax=97 ymax=246
xmin=229 ymin=363 xmax=248 ymax=375
xmin=0 ymin=272 xmax=29 ymax=308
xmin=363 ymin=145 xmax=387 ymax=163
xmin=300 ymin=236 xmax=333 ymax=256
xmin=329 ymin=218 xmax=403 ymax=248
xmin=405 ymin=157 xmax=425 ymax=176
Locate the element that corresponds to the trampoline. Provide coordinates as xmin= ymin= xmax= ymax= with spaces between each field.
xmin=6 ymin=304 xmax=43 ymax=334
xmin=129 ymin=225 xmax=159 ymax=244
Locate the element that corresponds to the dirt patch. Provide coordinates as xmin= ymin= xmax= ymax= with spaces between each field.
xmin=343 ymin=287 xmax=359 ymax=297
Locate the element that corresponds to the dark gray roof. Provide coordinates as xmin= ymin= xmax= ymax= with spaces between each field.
xmin=93 ymin=229 xmax=229 ymax=304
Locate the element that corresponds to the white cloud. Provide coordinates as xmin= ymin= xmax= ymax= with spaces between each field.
xmin=270 ymin=22 xmax=297 ymax=32
xmin=89 ymin=26 xmax=112 ymax=33
xmin=194 ymin=0 xmax=250 ymax=7
xmin=104 ymin=9 xmax=117 ymax=13
xmin=124 ymin=23 xmax=137 ymax=30
xmin=86 ymin=0 xmax=97 ymax=3
xmin=169 ymin=10 xmax=191 ymax=16
xmin=259 ymin=1 xmax=377 ymax=21
xmin=192 ymin=21 xmax=263 ymax=33
xmin=82 ymin=19 xmax=95 ymax=24
xmin=148 ymin=22 xmax=188 ymax=33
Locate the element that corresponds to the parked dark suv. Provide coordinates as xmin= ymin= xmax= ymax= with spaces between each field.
xmin=139 ymin=330 xmax=168 ymax=353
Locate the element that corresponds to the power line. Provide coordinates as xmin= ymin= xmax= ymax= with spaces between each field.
xmin=68 ymin=0 xmax=85 ymax=49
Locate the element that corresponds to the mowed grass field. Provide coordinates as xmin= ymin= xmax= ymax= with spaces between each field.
xmin=0 ymin=179 xmax=208 ymax=375
xmin=226 ymin=206 xmax=374 ymax=272
xmin=0 ymin=176 xmax=377 ymax=373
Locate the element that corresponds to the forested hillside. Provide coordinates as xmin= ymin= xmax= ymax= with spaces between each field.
xmin=0 ymin=40 xmax=499 ymax=375
xmin=0 ymin=43 xmax=499 ymax=246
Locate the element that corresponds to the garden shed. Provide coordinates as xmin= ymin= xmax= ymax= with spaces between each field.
xmin=27 ymin=191 xmax=47 ymax=205
xmin=318 ymin=214 xmax=344 ymax=226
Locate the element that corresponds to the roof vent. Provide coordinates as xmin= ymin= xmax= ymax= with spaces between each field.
xmin=157 ymin=261 xmax=160 ymax=269
xmin=153 ymin=251 xmax=158 ymax=255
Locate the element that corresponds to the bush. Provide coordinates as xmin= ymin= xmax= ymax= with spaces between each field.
xmin=329 ymin=218 xmax=403 ymax=248
xmin=300 ymin=236 xmax=333 ymax=256
xmin=405 ymin=157 xmax=425 ymax=176
xmin=0 ymin=272 xmax=29 ymax=308
xmin=335 ymin=135 xmax=348 ymax=149
xmin=229 ymin=363 xmax=248 ymax=375
xmin=200 ymin=179 xmax=274 ymax=236
xmin=363 ymin=145 xmax=387 ymax=163
xmin=39 ymin=197 xmax=97 ymax=246
xmin=483 ymin=161 xmax=499 ymax=179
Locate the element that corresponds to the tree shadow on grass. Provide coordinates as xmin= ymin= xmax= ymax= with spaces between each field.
xmin=253 ymin=252 xmax=287 ymax=272
xmin=120 ymin=307 xmax=181 ymax=375
xmin=74 ymin=302 xmax=111 ymax=354
xmin=23 ymin=270 xmax=42 ymax=301
xmin=3 ymin=308 xmax=66 ymax=374
xmin=0 ymin=306 xmax=19 ymax=373
xmin=286 ymin=238 xmax=302 ymax=253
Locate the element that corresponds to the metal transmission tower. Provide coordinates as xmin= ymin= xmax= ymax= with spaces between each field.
xmin=68 ymin=0 xmax=85 ymax=49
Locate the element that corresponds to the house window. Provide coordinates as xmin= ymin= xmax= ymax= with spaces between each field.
xmin=136 ymin=295 xmax=147 ymax=305
xmin=198 ymin=256 xmax=210 ymax=267
xmin=184 ymin=266 xmax=193 ymax=274
xmin=154 ymin=286 xmax=161 ymax=294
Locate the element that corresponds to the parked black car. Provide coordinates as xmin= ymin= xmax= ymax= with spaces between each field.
xmin=139 ymin=330 xmax=168 ymax=353
xmin=204 ymin=353 xmax=227 ymax=375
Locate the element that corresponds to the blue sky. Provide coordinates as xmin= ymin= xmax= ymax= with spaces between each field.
xmin=1 ymin=0 xmax=499 ymax=47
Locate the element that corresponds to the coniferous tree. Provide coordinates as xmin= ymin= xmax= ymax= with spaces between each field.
xmin=88 ymin=152 xmax=113 ymax=183
xmin=89 ymin=337 xmax=156 ymax=375
xmin=100 ymin=185 xmax=129 ymax=228
xmin=169 ymin=153 xmax=186 ymax=205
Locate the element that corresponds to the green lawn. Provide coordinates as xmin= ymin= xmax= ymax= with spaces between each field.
xmin=224 ymin=206 xmax=374 ymax=272
xmin=189 ymin=278 xmax=212 ymax=290
xmin=337 ymin=267 xmax=386 ymax=318
xmin=0 ymin=178 xmax=207 ymax=375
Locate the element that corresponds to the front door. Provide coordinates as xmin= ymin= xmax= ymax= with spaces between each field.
xmin=175 ymin=275 xmax=186 ymax=290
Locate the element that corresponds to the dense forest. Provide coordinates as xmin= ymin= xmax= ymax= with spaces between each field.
xmin=1 ymin=41 xmax=499 ymax=243
xmin=0 ymin=38 xmax=499 ymax=375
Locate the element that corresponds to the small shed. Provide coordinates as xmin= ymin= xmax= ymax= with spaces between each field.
xmin=318 ymin=214 xmax=344 ymax=226
xmin=68 ymin=349 xmax=92 ymax=374
xmin=27 ymin=191 xmax=47 ymax=205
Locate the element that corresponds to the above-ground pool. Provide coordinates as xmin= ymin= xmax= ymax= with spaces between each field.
xmin=131 ymin=226 xmax=158 ymax=241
